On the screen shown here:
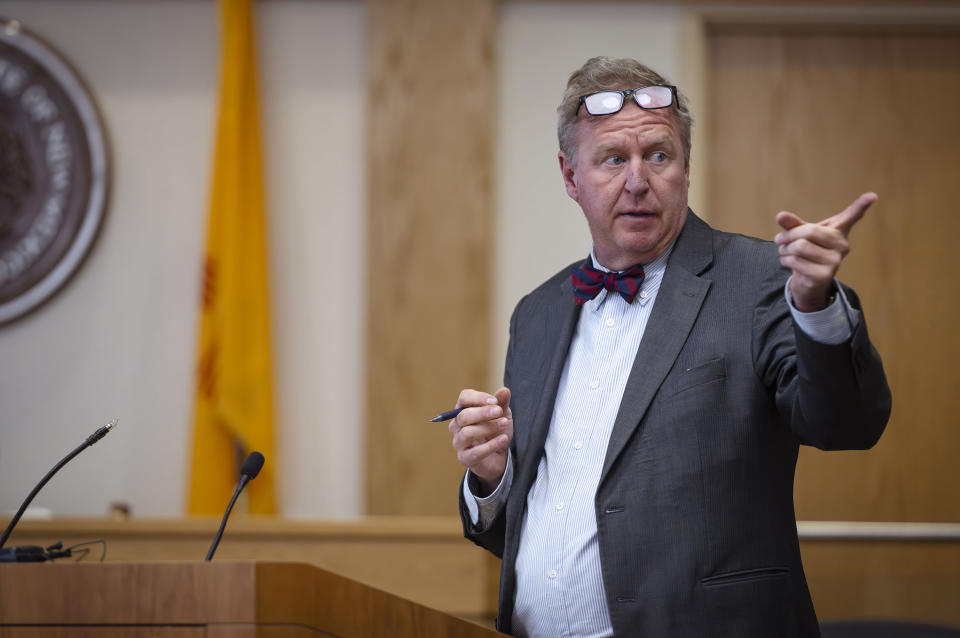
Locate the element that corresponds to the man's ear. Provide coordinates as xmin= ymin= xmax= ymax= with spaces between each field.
xmin=559 ymin=150 xmax=578 ymax=202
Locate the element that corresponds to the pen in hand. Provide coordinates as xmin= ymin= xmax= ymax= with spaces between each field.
xmin=429 ymin=407 xmax=466 ymax=423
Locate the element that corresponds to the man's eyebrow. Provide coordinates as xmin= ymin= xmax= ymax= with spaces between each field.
xmin=644 ymin=135 xmax=676 ymax=148
xmin=593 ymin=135 xmax=675 ymax=155
xmin=594 ymin=142 xmax=623 ymax=156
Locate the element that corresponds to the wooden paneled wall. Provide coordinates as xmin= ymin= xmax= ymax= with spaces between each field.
xmin=365 ymin=0 xmax=497 ymax=514
xmin=707 ymin=26 xmax=960 ymax=522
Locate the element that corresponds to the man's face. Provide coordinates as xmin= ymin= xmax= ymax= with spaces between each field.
xmin=559 ymin=103 xmax=690 ymax=270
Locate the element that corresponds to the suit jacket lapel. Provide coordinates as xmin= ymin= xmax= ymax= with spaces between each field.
xmin=600 ymin=211 xmax=714 ymax=485
xmin=509 ymin=273 xmax=580 ymax=529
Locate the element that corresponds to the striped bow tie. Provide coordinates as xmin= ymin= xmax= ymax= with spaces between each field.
xmin=571 ymin=261 xmax=646 ymax=306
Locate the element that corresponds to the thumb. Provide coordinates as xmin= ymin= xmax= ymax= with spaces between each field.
xmin=495 ymin=386 xmax=511 ymax=412
xmin=776 ymin=211 xmax=806 ymax=232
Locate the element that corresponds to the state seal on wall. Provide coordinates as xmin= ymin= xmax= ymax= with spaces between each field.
xmin=0 ymin=18 xmax=109 ymax=325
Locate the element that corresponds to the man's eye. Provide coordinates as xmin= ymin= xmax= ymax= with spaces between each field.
xmin=650 ymin=151 xmax=668 ymax=162
xmin=604 ymin=155 xmax=625 ymax=166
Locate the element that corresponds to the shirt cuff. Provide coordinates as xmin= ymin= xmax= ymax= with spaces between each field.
xmin=784 ymin=276 xmax=860 ymax=345
xmin=463 ymin=450 xmax=513 ymax=528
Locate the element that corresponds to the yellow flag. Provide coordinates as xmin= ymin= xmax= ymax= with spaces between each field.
xmin=188 ymin=0 xmax=276 ymax=515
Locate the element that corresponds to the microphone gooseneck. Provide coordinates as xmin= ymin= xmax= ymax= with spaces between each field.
xmin=204 ymin=451 xmax=265 ymax=561
xmin=0 ymin=420 xmax=118 ymax=559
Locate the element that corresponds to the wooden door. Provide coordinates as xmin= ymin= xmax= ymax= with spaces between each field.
xmin=708 ymin=26 xmax=960 ymax=523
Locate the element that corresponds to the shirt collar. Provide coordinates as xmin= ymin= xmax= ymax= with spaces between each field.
xmin=588 ymin=243 xmax=674 ymax=279
xmin=581 ymin=243 xmax=674 ymax=311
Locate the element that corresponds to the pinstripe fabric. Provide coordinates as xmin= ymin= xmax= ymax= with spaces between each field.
xmin=463 ymin=278 xmax=856 ymax=532
xmin=461 ymin=212 xmax=882 ymax=637
xmin=511 ymin=248 xmax=671 ymax=638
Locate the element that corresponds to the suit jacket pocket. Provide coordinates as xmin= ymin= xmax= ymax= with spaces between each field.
xmin=660 ymin=356 xmax=727 ymax=399
xmin=701 ymin=566 xmax=790 ymax=588
xmin=700 ymin=565 xmax=797 ymax=637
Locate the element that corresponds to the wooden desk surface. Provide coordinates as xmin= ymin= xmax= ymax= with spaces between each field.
xmin=1 ymin=516 xmax=500 ymax=624
xmin=3 ymin=516 xmax=959 ymax=628
xmin=0 ymin=560 xmax=504 ymax=637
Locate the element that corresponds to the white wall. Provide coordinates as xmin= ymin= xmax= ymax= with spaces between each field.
xmin=0 ymin=0 xmax=695 ymax=519
xmin=0 ymin=0 xmax=366 ymax=518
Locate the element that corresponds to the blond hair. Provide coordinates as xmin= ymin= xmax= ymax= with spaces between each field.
xmin=557 ymin=56 xmax=692 ymax=165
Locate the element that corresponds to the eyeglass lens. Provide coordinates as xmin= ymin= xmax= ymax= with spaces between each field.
xmin=582 ymin=86 xmax=673 ymax=116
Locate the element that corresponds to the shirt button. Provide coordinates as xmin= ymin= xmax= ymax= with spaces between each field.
xmin=590 ymin=380 xmax=599 ymax=389
xmin=574 ymin=441 xmax=583 ymax=450
xmin=548 ymin=569 xmax=558 ymax=579
xmin=605 ymin=318 xmax=615 ymax=327
xmin=639 ymin=290 xmax=648 ymax=299
xmin=556 ymin=501 xmax=564 ymax=510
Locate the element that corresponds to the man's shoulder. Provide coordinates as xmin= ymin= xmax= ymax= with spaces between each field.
xmin=510 ymin=215 xmax=783 ymax=313
xmin=510 ymin=258 xmax=581 ymax=320
xmin=534 ymin=258 xmax=583 ymax=293
xmin=693 ymin=217 xmax=790 ymax=298
xmin=694 ymin=214 xmax=781 ymax=273
xmin=692 ymin=213 xmax=773 ymax=254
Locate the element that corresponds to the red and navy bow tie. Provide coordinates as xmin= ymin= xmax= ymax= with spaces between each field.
xmin=571 ymin=261 xmax=646 ymax=306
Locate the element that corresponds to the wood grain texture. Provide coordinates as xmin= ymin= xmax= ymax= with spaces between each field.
xmin=364 ymin=0 xmax=497 ymax=515
xmin=4 ymin=517 xmax=958 ymax=627
xmin=0 ymin=631 xmax=204 ymax=638
xmin=802 ymin=541 xmax=960 ymax=627
xmin=0 ymin=561 xmax=501 ymax=638
xmin=707 ymin=28 xmax=960 ymax=523
xmin=2 ymin=517 xmax=499 ymax=621
xmin=0 ymin=562 xmax=257 ymax=624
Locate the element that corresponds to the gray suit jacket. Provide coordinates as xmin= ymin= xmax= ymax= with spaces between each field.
xmin=461 ymin=211 xmax=891 ymax=637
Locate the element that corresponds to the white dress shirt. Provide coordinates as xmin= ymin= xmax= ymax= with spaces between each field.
xmin=464 ymin=248 xmax=859 ymax=638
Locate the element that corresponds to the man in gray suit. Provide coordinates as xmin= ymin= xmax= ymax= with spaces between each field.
xmin=449 ymin=57 xmax=890 ymax=637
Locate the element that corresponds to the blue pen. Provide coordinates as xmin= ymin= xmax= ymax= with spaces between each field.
xmin=429 ymin=406 xmax=466 ymax=423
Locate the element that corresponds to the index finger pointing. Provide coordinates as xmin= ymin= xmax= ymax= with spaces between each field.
xmin=823 ymin=191 xmax=877 ymax=235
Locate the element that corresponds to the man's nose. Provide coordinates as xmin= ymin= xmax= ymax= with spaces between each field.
xmin=624 ymin=161 xmax=648 ymax=193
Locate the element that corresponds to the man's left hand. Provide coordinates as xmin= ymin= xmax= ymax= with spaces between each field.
xmin=774 ymin=192 xmax=877 ymax=312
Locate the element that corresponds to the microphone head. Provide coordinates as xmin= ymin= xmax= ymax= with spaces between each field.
xmin=240 ymin=451 xmax=265 ymax=480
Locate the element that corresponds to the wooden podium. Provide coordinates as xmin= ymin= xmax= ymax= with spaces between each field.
xmin=0 ymin=561 xmax=503 ymax=637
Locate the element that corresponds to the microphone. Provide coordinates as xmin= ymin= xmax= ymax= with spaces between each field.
xmin=0 ymin=420 xmax=117 ymax=562
xmin=204 ymin=451 xmax=264 ymax=561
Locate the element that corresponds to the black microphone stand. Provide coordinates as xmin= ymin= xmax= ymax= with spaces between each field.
xmin=204 ymin=451 xmax=264 ymax=561
xmin=0 ymin=421 xmax=116 ymax=562
xmin=205 ymin=474 xmax=251 ymax=561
